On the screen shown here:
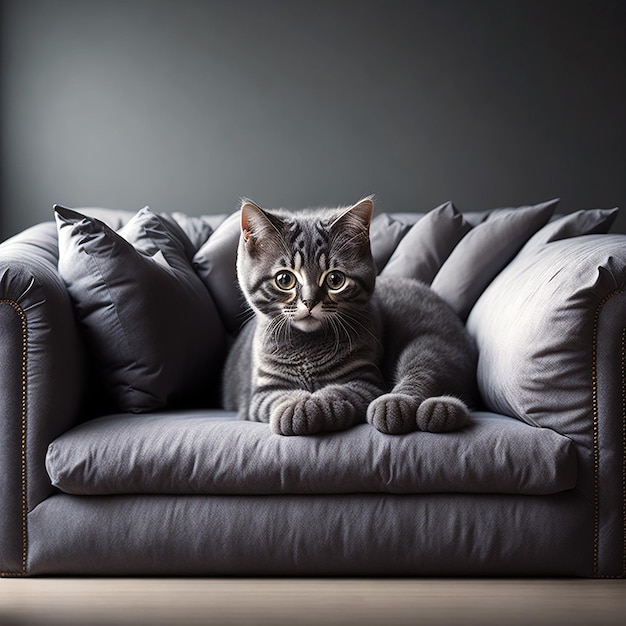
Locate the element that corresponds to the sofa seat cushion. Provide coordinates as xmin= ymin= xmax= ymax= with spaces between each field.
xmin=46 ymin=410 xmax=576 ymax=496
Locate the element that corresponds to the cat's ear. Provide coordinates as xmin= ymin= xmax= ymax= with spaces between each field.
xmin=240 ymin=199 xmax=281 ymax=245
xmin=348 ymin=196 xmax=374 ymax=229
xmin=331 ymin=196 xmax=374 ymax=233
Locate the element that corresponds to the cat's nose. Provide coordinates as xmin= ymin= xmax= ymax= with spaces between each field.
xmin=302 ymin=299 xmax=319 ymax=312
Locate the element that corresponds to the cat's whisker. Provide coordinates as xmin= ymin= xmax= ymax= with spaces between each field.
xmin=262 ymin=315 xmax=290 ymax=352
xmin=341 ymin=311 xmax=383 ymax=349
xmin=234 ymin=306 xmax=256 ymax=331
xmin=335 ymin=317 xmax=354 ymax=354
xmin=326 ymin=316 xmax=346 ymax=358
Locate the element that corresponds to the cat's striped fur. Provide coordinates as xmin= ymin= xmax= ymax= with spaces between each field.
xmin=222 ymin=197 xmax=477 ymax=436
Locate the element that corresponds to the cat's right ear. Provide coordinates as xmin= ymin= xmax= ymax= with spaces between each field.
xmin=240 ymin=200 xmax=280 ymax=247
xmin=241 ymin=200 xmax=262 ymax=243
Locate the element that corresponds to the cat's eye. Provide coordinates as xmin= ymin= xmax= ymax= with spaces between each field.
xmin=274 ymin=271 xmax=297 ymax=291
xmin=325 ymin=271 xmax=346 ymax=291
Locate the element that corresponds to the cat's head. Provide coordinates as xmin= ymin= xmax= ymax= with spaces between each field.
xmin=237 ymin=197 xmax=376 ymax=333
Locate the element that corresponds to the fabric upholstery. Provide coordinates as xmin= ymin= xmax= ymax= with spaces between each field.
xmin=55 ymin=206 xmax=226 ymax=412
xmin=381 ymin=202 xmax=472 ymax=284
xmin=0 ymin=221 xmax=60 ymax=265
xmin=0 ymin=227 xmax=85 ymax=574
xmin=46 ymin=410 xmax=576 ymax=496
xmin=28 ymin=491 xmax=593 ymax=576
xmin=430 ymin=199 xmax=558 ymax=320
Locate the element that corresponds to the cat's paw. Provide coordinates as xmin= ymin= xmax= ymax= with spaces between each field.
xmin=269 ymin=392 xmax=354 ymax=436
xmin=416 ymin=396 xmax=470 ymax=433
xmin=269 ymin=391 xmax=318 ymax=436
xmin=368 ymin=394 xmax=471 ymax=434
xmin=367 ymin=393 xmax=420 ymax=435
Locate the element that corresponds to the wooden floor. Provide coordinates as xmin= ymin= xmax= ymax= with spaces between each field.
xmin=1 ymin=579 xmax=625 ymax=626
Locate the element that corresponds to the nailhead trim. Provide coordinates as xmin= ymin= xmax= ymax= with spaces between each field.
xmin=592 ymin=290 xmax=626 ymax=578
xmin=0 ymin=300 xmax=28 ymax=577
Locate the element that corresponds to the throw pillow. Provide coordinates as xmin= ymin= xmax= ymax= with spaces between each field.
xmin=369 ymin=213 xmax=414 ymax=271
xmin=467 ymin=233 xmax=626 ymax=434
xmin=167 ymin=211 xmax=226 ymax=252
xmin=192 ymin=211 xmax=246 ymax=335
xmin=519 ymin=207 xmax=619 ymax=255
xmin=430 ymin=199 xmax=559 ymax=321
xmin=380 ymin=201 xmax=472 ymax=284
xmin=55 ymin=205 xmax=226 ymax=412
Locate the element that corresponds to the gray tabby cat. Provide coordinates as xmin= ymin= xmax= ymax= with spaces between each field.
xmin=222 ymin=197 xmax=477 ymax=436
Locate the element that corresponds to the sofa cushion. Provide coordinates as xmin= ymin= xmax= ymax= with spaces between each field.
xmin=467 ymin=233 xmax=626 ymax=438
xmin=192 ymin=212 xmax=245 ymax=335
xmin=430 ymin=199 xmax=558 ymax=320
xmin=55 ymin=206 xmax=226 ymax=412
xmin=519 ymin=207 xmax=619 ymax=255
xmin=380 ymin=202 xmax=472 ymax=285
xmin=166 ymin=211 xmax=226 ymax=251
xmin=369 ymin=213 xmax=414 ymax=270
xmin=46 ymin=410 xmax=577 ymax=496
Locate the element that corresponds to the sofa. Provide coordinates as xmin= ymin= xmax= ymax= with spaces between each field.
xmin=0 ymin=198 xmax=624 ymax=578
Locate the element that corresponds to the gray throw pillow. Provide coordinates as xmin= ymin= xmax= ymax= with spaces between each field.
xmin=519 ymin=207 xmax=619 ymax=255
xmin=369 ymin=213 xmax=414 ymax=271
xmin=467 ymin=232 xmax=626 ymax=436
xmin=430 ymin=199 xmax=559 ymax=320
xmin=55 ymin=205 xmax=226 ymax=412
xmin=192 ymin=212 xmax=246 ymax=335
xmin=167 ymin=211 xmax=226 ymax=252
xmin=381 ymin=202 xmax=472 ymax=284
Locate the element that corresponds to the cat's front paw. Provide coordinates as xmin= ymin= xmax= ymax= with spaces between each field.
xmin=269 ymin=392 xmax=354 ymax=436
xmin=269 ymin=391 xmax=317 ymax=436
xmin=367 ymin=393 xmax=420 ymax=435
xmin=368 ymin=394 xmax=471 ymax=434
xmin=416 ymin=396 xmax=470 ymax=433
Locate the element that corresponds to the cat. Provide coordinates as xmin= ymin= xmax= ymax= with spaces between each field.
xmin=222 ymin=196 xmax=478 ymax=436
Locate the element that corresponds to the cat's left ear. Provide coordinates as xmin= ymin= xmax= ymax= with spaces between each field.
xmin=331 ymin=196 xmax=374 ymax=233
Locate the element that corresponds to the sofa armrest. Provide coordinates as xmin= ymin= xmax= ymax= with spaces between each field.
xmin=467 ymin=233 xmax=626 ymax=577
xmin=0 ymin=223 xmax=84 ymax=576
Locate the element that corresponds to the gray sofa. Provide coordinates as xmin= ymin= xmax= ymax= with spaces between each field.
xmin=1 ymin=200 xmax=624 ymax=578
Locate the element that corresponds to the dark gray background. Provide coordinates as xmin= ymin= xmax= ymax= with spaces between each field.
xmin=1 ymin=0 xmax=624 ymax=239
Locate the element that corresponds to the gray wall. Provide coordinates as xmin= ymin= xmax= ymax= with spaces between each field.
xmin=1 ymin=0 xmax=625 ymax=239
